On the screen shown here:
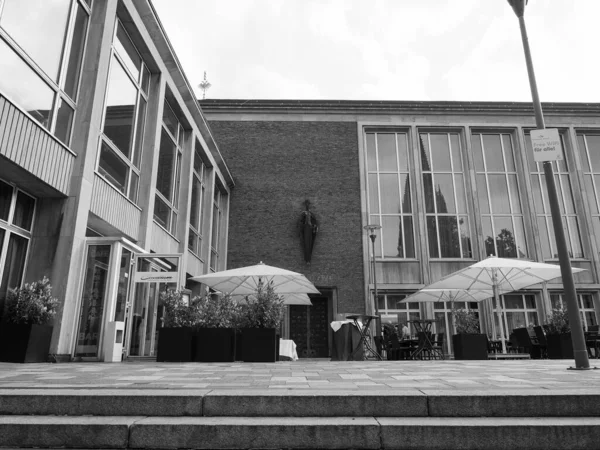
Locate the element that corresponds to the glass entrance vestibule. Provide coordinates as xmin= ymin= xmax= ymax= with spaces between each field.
xmin=73 ymin=238 xmax=181 ymax=362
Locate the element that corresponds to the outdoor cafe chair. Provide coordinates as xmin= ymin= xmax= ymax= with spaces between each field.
xmin=533 ymin=326 xmax=548 ymax=358
xmin=584 ymin=328 xmax=600 ymax=359
xmin=429 ymin=333 xmax=445 ymax=360
xmin=514 ymin=327 xmax=542 ymax=359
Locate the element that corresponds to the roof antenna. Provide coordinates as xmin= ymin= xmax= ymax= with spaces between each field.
xmin=198 ymin=71 xmax=211 ymax=99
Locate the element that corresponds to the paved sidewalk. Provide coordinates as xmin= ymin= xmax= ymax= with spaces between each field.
xmin=0 ymin=359 xmax=599 ymax=391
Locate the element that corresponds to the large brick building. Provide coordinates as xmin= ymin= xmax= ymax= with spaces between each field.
xmin=201 ymin=99 xmax=600 ymax=356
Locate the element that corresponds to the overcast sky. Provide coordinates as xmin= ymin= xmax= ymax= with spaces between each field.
xmin=151 ymin=0 xmax=599 ymax=103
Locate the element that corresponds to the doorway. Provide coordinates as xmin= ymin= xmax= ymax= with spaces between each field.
xmin=289 ymin=295 xmax=331 ymax=358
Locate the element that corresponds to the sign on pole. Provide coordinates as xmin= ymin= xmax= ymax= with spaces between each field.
xmin=531 ymin=128 xmax=563 ymax=162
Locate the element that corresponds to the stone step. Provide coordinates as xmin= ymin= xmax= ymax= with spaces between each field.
xmin=1 ymin=389 xmax=599 ymax=418
xmin=1 ymin=416 xmax=600 ymax=449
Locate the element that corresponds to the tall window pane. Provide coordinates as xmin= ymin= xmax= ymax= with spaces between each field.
xmin=0 ymin=38 xmax=54 ymax=128
xmin=578 ymin=133 xmax=600 ymax=255
xmin=526 ymin=133 xmax=582 ymax=258
xmin=0 ymin=181 xmax=13 ymax=222
xmin=365 ymin=131 xmax=414 ymax=259
xmin=421 ymin=132 xmax=471 ymax=258
xmin=63 ymin=3 xmax=89 ymax=99
xmin=103 ymin=57 xmax=137 ymax=157
xmin=473 ymin=133 xmax=527 ymax=259
xmin=156 ymin=130 xmax=175 ymax=199
xmin=0 ymin=0 xmax=71 ymax=80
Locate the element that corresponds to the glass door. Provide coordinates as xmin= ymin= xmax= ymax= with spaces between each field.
xmin=74 ymin=244 xmax=112 ymax=358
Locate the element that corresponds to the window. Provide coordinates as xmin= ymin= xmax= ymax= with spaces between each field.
xmin=98 ymin=21 xmax=149 ymax=202
xmin=0 ymin=0 xmax=90 ymax=144
xmin=421 ymin=132 xmax=472 ymax=258
xmin=472 ymin=132 xmax=527 ymax=258
xmin=577 ymin=133 xmax=600 ymax=253
xmin=492 ymin=293 xmax=538 ymax=338
xmin=377 ymin=293 xmax=421 ymax=326
xmin=210 ymin=188 xmax=224 ymax=271
xmin=526 ymin=132 xmax=583 ymax=259
xmin=551 ymin=292 xmax=598 ymax=331
xmin=154 ymin=99 xmax=183 ymax=234
xmin=365 ymin=132 xmax=415 ymax=258
xmin=0 ymin=179 xmax=35 ymax=318
xmin=188 ymin=141 xmax=207 ymax=256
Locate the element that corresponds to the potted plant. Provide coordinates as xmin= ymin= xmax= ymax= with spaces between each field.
xmin=192 ymin=293 xmax=239 ymax=362
xmin=237 ymin=280 xmax=285 ymax=362
xmin=544 ymin=306 xmax=573 ymax=359
xmin=156 ymin=289 xmax=198 ymax=362
xmin=451 ymin=308 xmax=488 ymax=360
xmin=0 ymin=277 xmax=58 ymax=363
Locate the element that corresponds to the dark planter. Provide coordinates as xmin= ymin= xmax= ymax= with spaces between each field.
xmin=546 ymin=333 xmax=574 ymax=359
xmin=452 ymin=334 xmax=488 ymax=360
xmin=156 ymin=327 xmax=193 ymax=362
xmin=0 ymin=323 xmax=53 ymax=363
xmin=240 ymin=328 xmax=278 ymax=362
xmin=193 ymin=328 xmax=236 ymax=362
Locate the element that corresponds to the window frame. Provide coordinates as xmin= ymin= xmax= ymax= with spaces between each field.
xmin=472 ymin=132 xmax=528 ymax=259
xmin=526 ymin=131 xmax=583 ymax=259
xmin=153 ymin=98 xmax=184 ymax=236
xmin=209 ymin=188 xmax=224 ymax=271
xmin=365 ymin=130 xmax=416 ymax=259
xmin=188 ymin=141 xmax=207 ymax=257
xmin=0 ymin=0 xmax=91 ymax=145
xmin=550 ymin=292 xmax=598 ymax=331
xmin=97 ymin=19 xmax=149 ymax=203
xmin=420 ymin=131 xmax=473 ymax=259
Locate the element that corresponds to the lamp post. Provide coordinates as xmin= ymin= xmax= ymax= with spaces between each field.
xmin=364 ymin=224 xmax=382 ymax=340
xmin=507 ymin=0 xmax=590 ymax=369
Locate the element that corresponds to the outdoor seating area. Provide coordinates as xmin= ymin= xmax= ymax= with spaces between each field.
xmin=381 ymin=321 xmax=445 ymax=361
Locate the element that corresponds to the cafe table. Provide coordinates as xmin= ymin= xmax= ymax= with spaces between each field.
xmin=407 ymin=319 xmax=441 ymax=360
xmin=345 ymin=314 xmax=382 ymax=360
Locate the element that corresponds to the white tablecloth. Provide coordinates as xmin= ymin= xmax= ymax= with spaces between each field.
xmin=279 ymin=339 xmax=298 ymax=361
xmin=330 ymin=320 xmax=361 ymax=332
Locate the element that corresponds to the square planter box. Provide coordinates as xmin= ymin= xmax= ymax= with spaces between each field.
xmin=546 ymin=333 xmax=574 ymax=359
xmin=452 ymin=334 xmax=488 ymax=360
xmin=193 ymin=328 xmax=236 ymax=362
xmin=156 ymin=327 xmax=193 ymax=362
xmin=240 ymin=328 xmax=278 ymax=362
xmin=0 ymin=323 xmax=53 ymax=363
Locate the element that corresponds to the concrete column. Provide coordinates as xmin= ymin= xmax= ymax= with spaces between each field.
xmin=50 ymin=0 xmax=120 ymax=358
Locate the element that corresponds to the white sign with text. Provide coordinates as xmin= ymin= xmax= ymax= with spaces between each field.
xmin=134 ymin=272 xmax=179 ymax=283
xmin=531 ymin=128 xmax=563 ymax=162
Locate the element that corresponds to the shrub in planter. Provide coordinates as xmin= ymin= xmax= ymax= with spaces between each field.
xmin=237 ymin=281 xmax=285 ymax=362
xmin=451 ymin=308 xmax=487 ymax=360
xmin=0 ymin=277 xmax=58 ymax=363
xmin=156 ymin=289 xmax=199 ymax=362
xmin=544 ymin=307 xmax=574 ymax=359
xmin=193 ymin=293 xmax=239 ymax=362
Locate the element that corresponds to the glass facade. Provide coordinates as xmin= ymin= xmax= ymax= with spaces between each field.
xmin=188 ymin=141 xmax=207 ymax=256
xmin=472 ymin=133 xmax=527 ymax=258
xmin=551 ymin=292 xmax=598 ymax=331
xmin=577 ymin=133 xmax=600 ymax=252
xmin=210 ymin=188 xmax=224 ymax=271
xmin=525 ymin=133 xmax=583 ymax=259
xmin=365 ymin=132 xmax=415 ymax=258
xmin=0 ymin=179 xmax=35 ymax=319
xmin=420 ymin=132 xmax=472 ymax=258
xmin=0 ymin=0 xmax=89 ymax=144
xmin=154 ymin=99 xmax=183 ymax=234
xmin=98 ymin=21 xmax=148 ymax=202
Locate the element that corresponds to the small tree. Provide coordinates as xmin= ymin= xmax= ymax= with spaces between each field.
xmin=5 ymin=277 xmax=58 ymax=325
xmin=161 ymin=289 xmax=200 ymax=328
xmin=544 ymin=306 xmax=570 ymax=335
xmin=195 ymin=293 xmax=240 ymax=328
xmin=452 ymin=308 xmax=480 ymax=334
xmin=237 ymin=280 xmax=285 ymax=329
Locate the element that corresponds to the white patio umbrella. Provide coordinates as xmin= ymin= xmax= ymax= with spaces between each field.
xmin=424 ymin=256 xmax=586 ymax=353
xmin=190 ymin=261 xmax=320 ymax=296
xmin=233 ymin=291 xmax=313 ymax=306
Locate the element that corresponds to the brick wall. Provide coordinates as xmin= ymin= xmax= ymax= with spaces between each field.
xmin=208 ymin=120 xmax=365 ymax=314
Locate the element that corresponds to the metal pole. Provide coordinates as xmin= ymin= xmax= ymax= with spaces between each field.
xmin=511 ymin=5 xmax=590 ymax=369
xmin=370 ymin=233 xmax=382 ymax=340
xmin=492 ymin=269 xmax=507 ymax=354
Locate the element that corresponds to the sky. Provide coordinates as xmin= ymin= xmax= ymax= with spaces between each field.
xmin=151 ymin=0 xmax=600 ymax=103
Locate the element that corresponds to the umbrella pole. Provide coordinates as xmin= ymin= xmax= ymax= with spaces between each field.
xmin=492 ymin=269 xmax=507 ymax=354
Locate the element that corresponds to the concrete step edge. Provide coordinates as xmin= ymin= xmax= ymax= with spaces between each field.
xmin=2 ymin=416 xmax=600 ymax=450
xmin=1 ymin=389 xmax=600 ymax=417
